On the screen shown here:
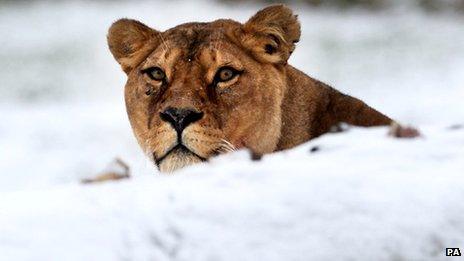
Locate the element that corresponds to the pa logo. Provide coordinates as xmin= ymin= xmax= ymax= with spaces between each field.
xmin=446 ymin=248 xmax=461 ymax=257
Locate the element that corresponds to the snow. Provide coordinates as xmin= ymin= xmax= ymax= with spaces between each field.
xmin=0 ymin=1 xmax=463 ymax=260
xmin=1 ymin=126 xmax=463 ymax=260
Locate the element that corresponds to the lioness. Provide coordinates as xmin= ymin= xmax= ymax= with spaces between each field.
xmin=107 ymin=5 xmax=392 ymax=173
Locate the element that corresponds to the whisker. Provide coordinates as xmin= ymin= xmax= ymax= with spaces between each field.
xmin=212 ymin=140 xmax=235 ymax=155
xmin=220 ymin=138 xmax=236 ymax=152
xmin=223 ymin=139 xmax=236 ymax=150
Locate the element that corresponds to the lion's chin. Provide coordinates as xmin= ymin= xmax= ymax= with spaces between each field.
xmin=158 ymin=148 xmax=204 ymax=173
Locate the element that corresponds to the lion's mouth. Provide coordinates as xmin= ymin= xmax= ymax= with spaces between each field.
xmin=154 ymin=144 xmax=206 ymax=167
xmin=151 ymin=131 xmax=235 ymax=172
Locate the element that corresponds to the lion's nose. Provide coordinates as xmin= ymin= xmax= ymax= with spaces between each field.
xmin=160 ymin=107 xmax=204 ymax=133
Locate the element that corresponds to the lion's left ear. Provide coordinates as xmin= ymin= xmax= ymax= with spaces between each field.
xmin=241 ymin=4 xmax=301 ymax=64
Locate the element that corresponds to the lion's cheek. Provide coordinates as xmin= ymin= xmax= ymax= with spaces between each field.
xmin=125 ymin=93 xmax=154 ymax=156
xmin=241 ymin=83 xmax=284 ymax=154
xmin=127 ymin=110 xmax=150 ymax=153
xmin=244 ymin=111 xmax=282 ymax=154
xmin=222 ymin=103 xmax=282 ymax=155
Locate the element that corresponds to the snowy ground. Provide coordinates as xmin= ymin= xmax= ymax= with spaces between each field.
xmin=0 ymin=0 xmax=463 ymax=260
xmin=1 ymin=126 xmax=463 ymax=260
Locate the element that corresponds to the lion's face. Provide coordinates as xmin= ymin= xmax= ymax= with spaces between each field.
xmin=108 ymin=5 xmax=300 ymax=172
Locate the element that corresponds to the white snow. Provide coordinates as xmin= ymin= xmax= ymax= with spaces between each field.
xmin=0 ymin=1 xmax=463 ymax=260
xmin=1 ymin=127 xmax=463 ymax=260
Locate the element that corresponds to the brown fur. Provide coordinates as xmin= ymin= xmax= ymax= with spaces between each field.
xmin=107 ymin=5 xmax=392 ymax=172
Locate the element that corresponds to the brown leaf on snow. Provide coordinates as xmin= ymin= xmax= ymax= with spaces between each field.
xmin=81 ymin=158 xmax=130 ymax=184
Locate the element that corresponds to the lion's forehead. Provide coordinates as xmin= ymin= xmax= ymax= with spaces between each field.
xmin=165 ymin=19 xmax=239 ymax=40
xmin=144 ymin=22 xmax=246 ymax=81
xmin=160 ymin=20 xmax=240 ymax=59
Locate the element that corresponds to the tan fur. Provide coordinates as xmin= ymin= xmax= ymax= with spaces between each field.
xmin=107 ymin=5 xmax=392 ymax=173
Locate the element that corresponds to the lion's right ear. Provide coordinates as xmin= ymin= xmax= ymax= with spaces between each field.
xmin=107 ymin=19 xmax=159 ymax=74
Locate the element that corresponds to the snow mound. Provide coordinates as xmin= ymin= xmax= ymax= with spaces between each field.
xmin=0 ymin=126 xmax=463 ymax=261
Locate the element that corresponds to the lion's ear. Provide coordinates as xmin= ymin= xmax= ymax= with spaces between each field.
xmin=107 ymin=19 xmax=159 ymax=74
xmin=242 ymin=4 xmax=300 ymax=64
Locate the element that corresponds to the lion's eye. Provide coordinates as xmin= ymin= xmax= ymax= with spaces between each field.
xmin=142 ymin=67 xmax=166 ymax=81
xmin=214 ymin=67 xmax=240 ymax=83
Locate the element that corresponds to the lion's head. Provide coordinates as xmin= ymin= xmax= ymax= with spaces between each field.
xmin=107 ymin=5 xmax=300 ymax=172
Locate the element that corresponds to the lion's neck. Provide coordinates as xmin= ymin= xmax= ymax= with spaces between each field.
xmin=276 ymin=65 xmax=392 ymax=151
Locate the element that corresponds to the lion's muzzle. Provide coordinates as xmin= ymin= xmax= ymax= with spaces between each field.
xmin=154 ymin=106 xmax=206 ymax=172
